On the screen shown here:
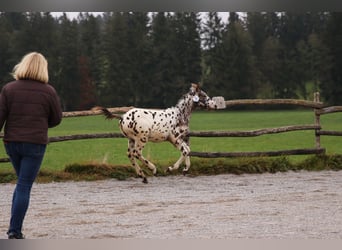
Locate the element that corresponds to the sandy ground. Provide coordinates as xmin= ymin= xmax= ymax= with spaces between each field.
xmin=1 ymin=170 xmax=342 ymax=239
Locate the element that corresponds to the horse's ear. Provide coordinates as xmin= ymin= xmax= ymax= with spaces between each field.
xmin=191 ymin=83 xmax=200 ymax=92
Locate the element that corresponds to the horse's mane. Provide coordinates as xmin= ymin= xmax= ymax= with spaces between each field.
xmin=175 ymin=92 xmax=193 ymax=126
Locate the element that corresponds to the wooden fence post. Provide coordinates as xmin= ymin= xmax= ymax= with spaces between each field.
xmin=314 ymin=92 xmax=321 ymax=149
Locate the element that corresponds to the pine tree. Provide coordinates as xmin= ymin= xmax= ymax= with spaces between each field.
xmin=0 ymin=13 xmax=15 ymax=85
xmin=98 ymin=12 xmax=128 ymax=106
xmin=124 ymin=12 xmax=152 ymax=107
xmin=77 ymin=12 xmax=102 ymax=109
xmin=322 ymin=12 xmax=342 ymax=105
xmin=149 ymin=12 xmax=175 ymax=107
xmin=54 ymin=14 xmax=80 ymax=110
xmin=150 ymin=12 xmax=202 ymax=107
xmin=259 ymin=36 xmax=283 ymax=98
xmin=201 ymin=12 xmax=224 ymax=94
xmin=205 ymin=12 xmax=256 ymax=99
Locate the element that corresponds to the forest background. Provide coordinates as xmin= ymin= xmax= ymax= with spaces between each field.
xmin=0 ymin=12 xmax=341 ymax=111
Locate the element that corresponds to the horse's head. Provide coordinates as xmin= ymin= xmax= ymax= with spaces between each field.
xmin=190 ymin=83 xmax=217 ymax=110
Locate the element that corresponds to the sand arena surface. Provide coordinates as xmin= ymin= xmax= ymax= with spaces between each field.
xmin=1 ymin=170 xmax=342 ymax=239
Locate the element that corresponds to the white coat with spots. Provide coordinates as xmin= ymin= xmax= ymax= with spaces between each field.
xmin=97 ymin=83 xmax=217 ymax=183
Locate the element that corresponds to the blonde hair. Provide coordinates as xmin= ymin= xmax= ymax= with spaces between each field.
xmin=12 ymin=52 xmax=49 ymax=84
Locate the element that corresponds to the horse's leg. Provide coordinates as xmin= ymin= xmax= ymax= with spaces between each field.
xmin=134 ymin=139 xmax=157 ymax=176
xmin=166 ymin=139 xmax=190 ymax=173
xmin=168 ymin=154 xmax=185 ymax=171
xmin=182 ymin=136 xmax=191 ymax=174
xmin=183 ymin=156 xmax=191 ymax=173
xmin=127 ymin=139 xmax=147 ymax=183
xmin=166 ymin=126 xmax=191 ymax=173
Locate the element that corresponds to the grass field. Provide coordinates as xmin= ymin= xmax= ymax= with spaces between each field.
xmin=0 ymin=110 xmax=341 ymax=181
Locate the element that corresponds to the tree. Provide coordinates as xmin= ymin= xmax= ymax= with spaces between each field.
xmin=96 ymin=12 xmax=128 ymax=107
xmin=0 ymin=12 xmax=27 ymax=69
xmin=204 ymin=12 xmax=256 ymax=99
xmin=78 ymin=55 xmax=97 ymax=109
xmin=259 ymin=36 xmax=283 ymax=98
xmin=201 ymin=12 xmax=224 ymax=50
xmin=201 ymin=12 xmax=224 ymax=94
xmin=171 ymin=12 xmax=202 ymax=84
xmin=150 ymin=12 xmax=202 ymax=107
xmin=9 ymin=13 xmax=58 ymax=60
xmin=246 ymin=12 xmax=281 ymax=57
xmin=77 ymin=13 xmax=102 ymax=109
xmin=124 ymin=12 xmax=152 ymax=107
xmin=149 ymin=12 xmax=176 ymax=107
xmin=322 ymin=12 xmax=342 ymax=105
xmin=0 ymin=13 xmax=15 ymax=85
xmin=98 ymin=12 xmax=152 ymax=107
xmin=306 ymin=33 xmax=331 ymax=96
xmin=53 ymin=14 xmax=80 ymax=110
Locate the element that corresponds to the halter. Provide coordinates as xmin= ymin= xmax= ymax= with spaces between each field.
xmin=192 ymin=90 xmax=212 ymax=109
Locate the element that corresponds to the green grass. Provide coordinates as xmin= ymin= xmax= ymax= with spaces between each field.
xmin=0 ymin=110 xmax=341 ymax=182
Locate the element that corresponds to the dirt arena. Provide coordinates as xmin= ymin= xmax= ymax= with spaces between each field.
xmin=1 ymin=170 xmax=341 ymax=239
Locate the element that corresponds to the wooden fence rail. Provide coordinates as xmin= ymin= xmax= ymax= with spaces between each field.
xmin=224 ymin=98 xmax=324 ymax=108
xmin=188 ymin=125 xmax=320 ymax=137
xmin=189 ymin=148 xmax=326 ymax=158
xmin=0 ymin=93 xmax=341 ymax=163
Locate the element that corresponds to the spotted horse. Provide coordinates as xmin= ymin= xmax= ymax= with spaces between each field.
xmin=95 ymin=83 xmax=217 ymax=183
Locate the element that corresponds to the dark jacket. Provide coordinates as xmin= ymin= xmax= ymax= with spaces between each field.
xmin=0 ymin=80 xmax=62 ymax=144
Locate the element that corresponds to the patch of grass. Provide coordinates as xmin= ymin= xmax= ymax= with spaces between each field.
xmin=300 ymin=154 xmax=342 ymax=171
xmin=0 ymin=171 xmax=16 ymax=183
xmin=36 ymin=170 xmax=74 ymax=183
xmin=1 ymin=154 xmax=341 ymax=183
xmin=188 ymin=156 xmax=298 ymax=176
xmin=64 ymin=162 xmax=136 ymax=181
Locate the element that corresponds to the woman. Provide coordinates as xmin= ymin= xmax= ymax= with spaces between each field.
xmin=0 ymin=52 xmax=63 ymax=239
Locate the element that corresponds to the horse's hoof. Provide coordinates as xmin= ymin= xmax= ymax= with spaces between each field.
xmin=182 ymin=170 xmax=188 ymax=176
xmin=165 ymin=167 xmax=171 ymax=174
xmin=142 ymin=177 xmax=148 ymax=184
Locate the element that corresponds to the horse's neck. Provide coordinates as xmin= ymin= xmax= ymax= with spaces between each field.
xmin=175 ymin=94 xmax=193 ymax=126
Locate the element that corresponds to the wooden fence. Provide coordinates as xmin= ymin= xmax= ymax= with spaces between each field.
xmin=0 ymin=93 xmax=341 ymax=163
xmin=191 ymin=93 xmax=341 ymax=158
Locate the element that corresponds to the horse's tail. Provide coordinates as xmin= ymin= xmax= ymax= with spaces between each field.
xmin=92 ymin=106 xmax=122 ymax=120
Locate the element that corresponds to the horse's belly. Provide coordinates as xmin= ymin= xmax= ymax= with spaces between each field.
xmin=120 ymin=120 xmax=170 ymax=142
xmin=148 ymin=131 xmax=169 ymax=142
xmin=120 ymin=108 xmax=176 ymax=142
